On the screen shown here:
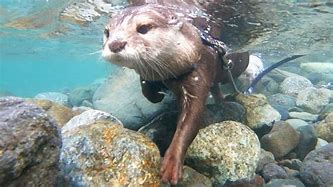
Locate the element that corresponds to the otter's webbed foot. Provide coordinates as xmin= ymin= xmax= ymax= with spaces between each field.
xmin=160 ymin=145 xmax=184 ymax=185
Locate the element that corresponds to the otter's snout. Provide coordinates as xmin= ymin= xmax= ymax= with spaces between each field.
xmin=109 ymin=40 xmax=127 ymax=53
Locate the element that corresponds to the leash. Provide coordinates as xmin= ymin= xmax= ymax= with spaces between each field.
xmin=199 ymin=30 xmax=241 ymax=93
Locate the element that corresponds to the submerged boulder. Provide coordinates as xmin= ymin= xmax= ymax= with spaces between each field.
xmin=0 ymin=97 xmax=61 ymax=186
xmin=185 ymin=121 xmax=260 ymax=186
xmin=236 ymin=94 xmax=281 ymax=129
xmin=60 ymin=121 xmax=161 ymax=186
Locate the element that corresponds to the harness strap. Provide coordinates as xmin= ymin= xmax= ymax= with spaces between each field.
xmin=198 ymin=30 xmax=241 ymax=93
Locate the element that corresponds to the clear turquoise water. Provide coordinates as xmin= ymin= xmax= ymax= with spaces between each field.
xmin=0 ymin=0 xmax=112 ymax=97
xmin=0 ymin=0 xmax=332 ymax=97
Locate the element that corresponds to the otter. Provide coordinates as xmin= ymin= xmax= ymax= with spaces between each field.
xmin=102 ymin=2 xmax=250 ymax=184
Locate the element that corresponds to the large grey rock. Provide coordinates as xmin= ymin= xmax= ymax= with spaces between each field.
xmin=279 ymin=76 xmax=313 ymax=97
xmin=60 ymin=121 xmax=161 ymax=186
xmin=296 ymin=87 xmax=331 ymax=114
xmin=236 ymin=94 xmax=281 ymax=129
xmin=186 ymin=121 xmax=261 ymax=186
xmin=0 ymin=97 xmax=61 ymax=186
xmin=260 ymin=121 xmax=300 ymax=158
xmin=35 ymin=91 xmax=70 ymax=106
xmin=300 ymin=143 xmax=333 ymax=187
xmin=92 ymin=68 xmax=172 ymax=130
xmin=300 ymin=62 xmax=333 ymax=83
xmin=314 ymin=112 xmax=333 ymax=142
xmin=62 ymin=109 xmax=123 ymax=133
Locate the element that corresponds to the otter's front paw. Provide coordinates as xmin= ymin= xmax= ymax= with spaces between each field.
xmin=160 ymin=150 xmax=183 ymax=185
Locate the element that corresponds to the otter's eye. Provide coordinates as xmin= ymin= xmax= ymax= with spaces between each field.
xmin=104 ymin=28 xmax=110 ymax=38
xmin=137 ymin=24 xmax=152 ymax=34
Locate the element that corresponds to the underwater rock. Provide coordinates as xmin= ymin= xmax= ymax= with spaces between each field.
xmin=320 ymin=103 xmax=333 ymax=119
xmin=236 ymin=94 xmax=281 ymax=129
xmin=0 ymin=90 xmax=13 ymax=97
xmin=62 ymin=109 xmax=123 ymax=133
xmin=60 ymin=121 xmax=161 ymax=186
xmin=278 ymin=159 xmax=303 ymax=171
xmin=262 ymin=163 xmax=288 ymax=182
xmin=286 ymin=119 xmax=309 ymax=130
xmin=314 ymin=112 xmax=333 ymax=142
xmin=35 ymin=91 xmax=70 ymax=106
xmin=256 ymin=149 xmax=275 ymax=173
xmin=288 ymin=111 xmax=319 ymax=122
xmin=254 ymin=77 xmax=279 ymax=96
xmin=296 ymin=87 xmax=331 ymax=114
xmin=300 ymin=62 xmax=333 ymax=83
xmin=300 ymin=143 xmax=333 ymax=187
xmin=268 ymin=93 xmax=296 ymax=110
xmin=68 ymin=86 xmax=95 ymax=107
xmin=294 ymin=125 xmax=318 ymax=160
xmin=0 ymin=97 xmax=61 ymax=186
xmin=265 ymin=178 xmax=305 ymax=187
xmin=185 ymin=121 xmax=260 ymax=186
xmin=205 ymin=102 xmax=246 ymax=124
xmin=316 ymin=138 xmax=329 ymax=149
xmin=260 ymin=121 xmax=300 ymax=158
xmin=268 ymin=69 xmax=302 ymax=83
xmin=93 ymin=68 xmax=172 ymax=130
xmin=175 ymin=166 xmax=213 ymax=187
xmin=279 ymin=76 xmax=313 ymax=97
xmin=30 ymin=99 xmax=77 ymax=128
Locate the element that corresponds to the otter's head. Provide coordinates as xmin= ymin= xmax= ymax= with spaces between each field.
xmin=102 ymin=5 xmax=203 ymax=81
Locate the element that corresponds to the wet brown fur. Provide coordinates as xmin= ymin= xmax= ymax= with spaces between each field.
xmin=103 ymin=1 xmax=249 ymax=184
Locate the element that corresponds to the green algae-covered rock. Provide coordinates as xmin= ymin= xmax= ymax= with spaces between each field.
xmin=60 ymin=121 xmax=161 ymax=186
xmin=185 ymin=121 xmax=260 ymax=186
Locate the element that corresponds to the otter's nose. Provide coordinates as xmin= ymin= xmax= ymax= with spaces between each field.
xmin=109 ymin=40 xmax=127 ymax=53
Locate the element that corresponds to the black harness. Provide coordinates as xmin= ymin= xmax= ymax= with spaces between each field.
xmin=198 ymin=30 xmax=241 ymax=93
